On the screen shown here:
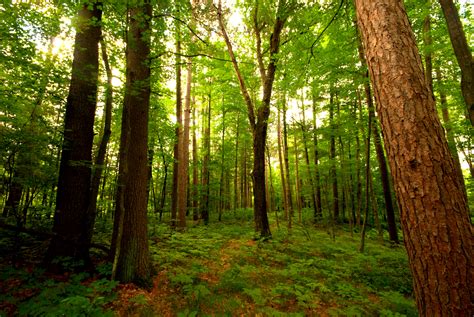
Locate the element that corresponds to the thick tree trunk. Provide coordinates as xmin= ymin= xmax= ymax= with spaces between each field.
xmin=438 ymin=0 xmax=474 ymax=125
xmin=252 ymin=122 xmax=271 ymax=236
xmin=355 ymin=0 xmax=473 ymax=314
xmin=45 ymin=2 xmax=102 ymax=267
xmin=113 ymin=2 xmax=152 ymax=287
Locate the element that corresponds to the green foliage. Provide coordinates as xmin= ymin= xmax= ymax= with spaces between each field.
xmin=0 ymin=264 xmax=117 ymax=317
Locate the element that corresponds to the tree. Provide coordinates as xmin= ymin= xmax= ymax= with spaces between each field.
xmin=218 ymin=0 xmax=290 ymax=238
xmin=438 ymin=0 xmax=474 ymax=126
xmin=355 ymin=0 xmax=473 ymax=314
xmin=85 ymin=37 xmax=113 ymax=245
xmin=112 ymin=0 xmax=152 ymax=286
xmin=44 ymin=2 xmax=102 ymax=268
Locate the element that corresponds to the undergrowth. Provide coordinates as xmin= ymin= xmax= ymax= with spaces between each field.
xmin=0 ymin=208 xmax=416 ymax=316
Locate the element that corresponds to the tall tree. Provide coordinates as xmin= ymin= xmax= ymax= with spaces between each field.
xmin=329 ymin=92 xmax=339 ymax=222
xmin=171 ymin=13 xmax=183 ymax=228
xmin=44 ymin=2 xmax=102 ymax=268
xmin=112 ymin=0 xmax=152 ymax=286
xmin=355 ymin=0 xmax=473 ymax=314
xmin=438 ymin=0 xmax=474 ymax=125
xmin=311 ymin=91 xmax=322 ymax=220
xmin=85 ymin=37 xmax=113 ymax=245
xmin=282 ymin=98 xmax=294 ymax=223
xmin=218 ymin=0 xmax=290 ymax=237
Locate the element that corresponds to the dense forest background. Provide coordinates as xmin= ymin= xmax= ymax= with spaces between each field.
xmin=0 ymin=0 xmax=472 ymax=315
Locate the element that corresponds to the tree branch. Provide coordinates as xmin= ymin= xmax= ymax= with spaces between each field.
xmin=217 ymin=0 xmax=256 ymax=131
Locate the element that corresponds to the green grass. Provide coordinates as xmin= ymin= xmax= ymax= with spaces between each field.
xmin=0 ymin=209 xmax=417 ymax=316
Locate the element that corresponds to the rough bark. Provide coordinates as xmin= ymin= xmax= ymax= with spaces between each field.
xmin=45 ymin=2 xmax=102 ymax=268
xmin=438 ymin=0 xmax=474 ymax=125
xmin=113 ymin=1 xmax=152 ymax=286
xmin=355 ymin=0 xmax=473 ymax=314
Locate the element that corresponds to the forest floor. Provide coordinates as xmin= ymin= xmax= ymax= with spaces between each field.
xmin=0 ymin=210 xmax=417 ymax=316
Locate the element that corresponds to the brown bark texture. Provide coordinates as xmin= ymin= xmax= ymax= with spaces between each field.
xmin=45 ymin=2 xmax=102 ymax=267
xmin=355 ymin=0 xmax=473 ymax=315
xmin=114 ymin=2 xmax=152 ymax=286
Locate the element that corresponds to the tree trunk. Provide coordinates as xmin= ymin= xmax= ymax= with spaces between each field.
xmin=355 ymin=96 xmax=363 ymax=228
xmin=192 ymin=104 xmax=199 ymax=221
xmin=200 ymin=93 xmax=211 ymax=224
xmin=177 ymin=57 xmax=192 ymax=230
xmin=157 ymin=135 xmax=168 ymax=222
xmin=45 ymin=2 xmax=102 ymax=268
xmin=233 ymin=114 xmax=240 ymax=210
xmin=282 ymin=99 xmax=294 ymax=224
xmin=113 ymin=2 xmax=152 ymax=287
xmin=85 ymin=37 xmax=113 ymax=246
xmin=277 ymin=109 xmax=288 ymax=220
xmin=311 ymin=92 xmax=322 ymax=219
xmin=171 ymin=18 xmax=182 ymax=228
xmin=218 ymin=0 xmax=287 ymax=237
xmin=300 ymin=110 xmax=318 ymax=220
xmin=218 ymin=109 xmax=226 ymax=221
xmin=359 ymin=97 xmax=372 ymax=253
xmin=438 ymin=0 xmax=474 ymax=125
xmin=355 ymin=0 xmax=473 ymax=314
xmin=294 ymin=132 xmax=302 ymax=223
xmin=329 ymin=93 xmax=339 ymax=222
